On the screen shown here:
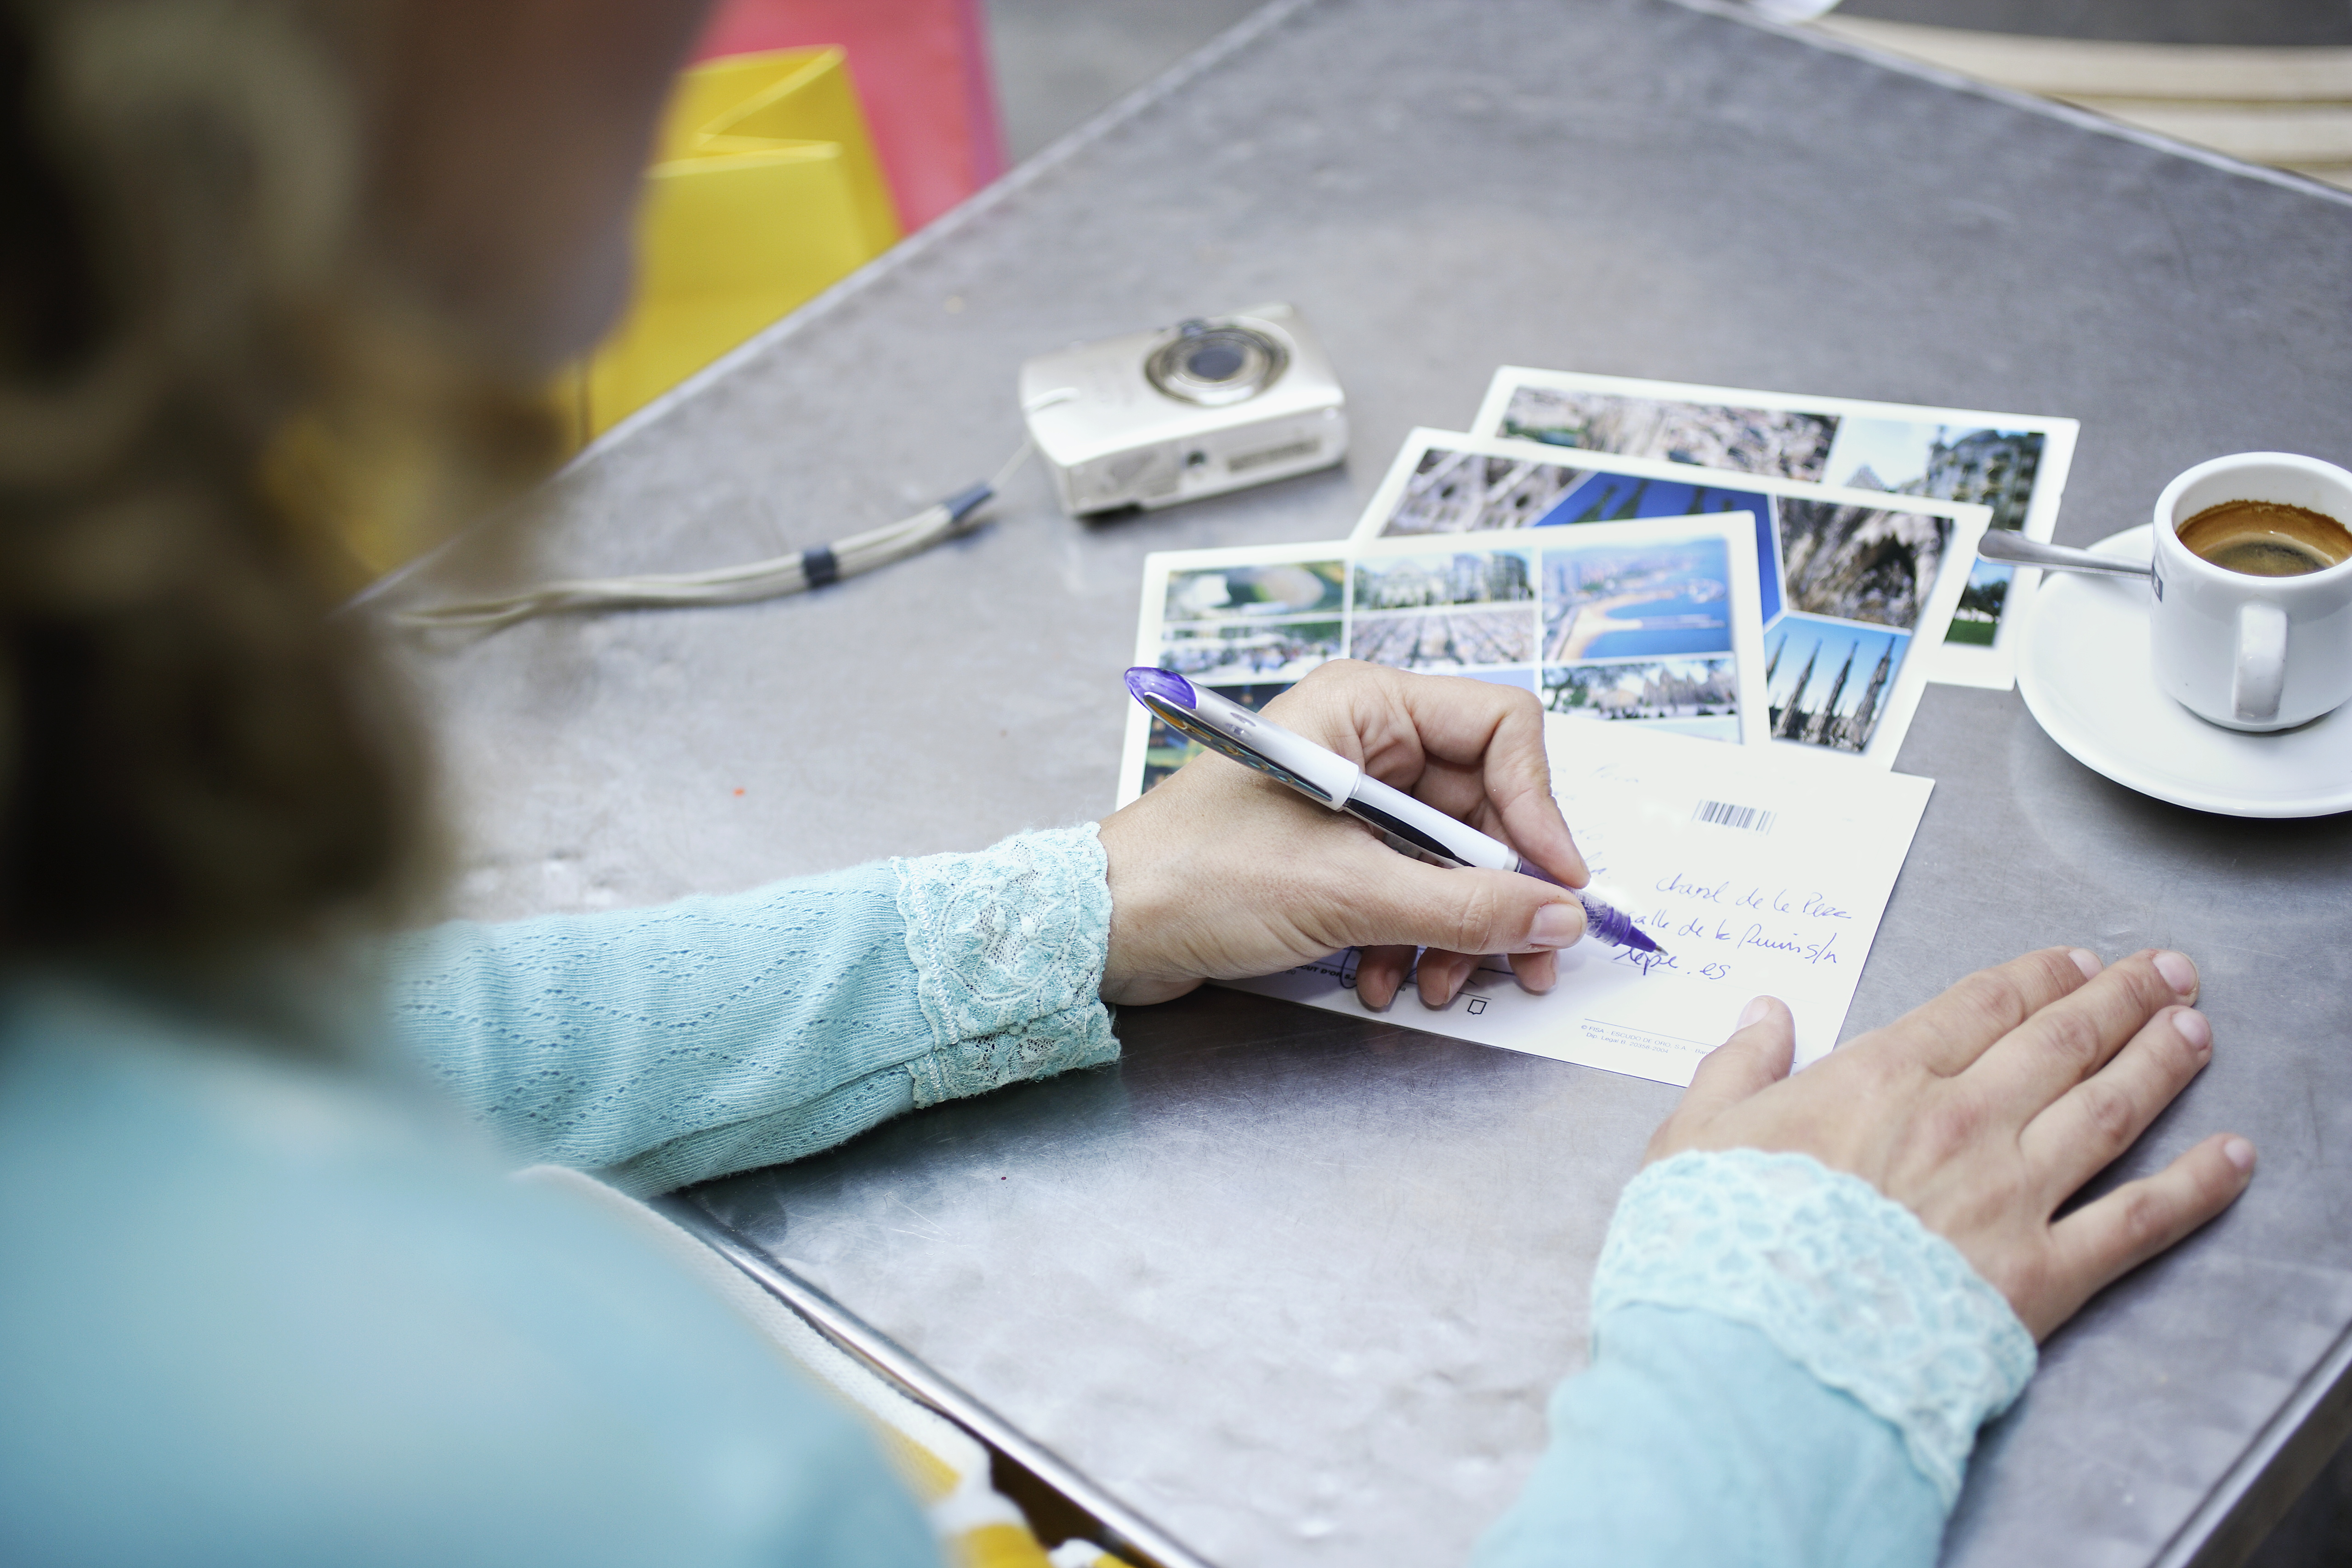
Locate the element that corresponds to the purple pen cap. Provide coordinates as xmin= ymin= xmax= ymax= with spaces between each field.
xmin=1125 ymin=667 xmax=1198 ymax=710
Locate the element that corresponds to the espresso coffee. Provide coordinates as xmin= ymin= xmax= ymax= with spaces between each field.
xmin=2176 ymin=499 xmax=2352 ymax=577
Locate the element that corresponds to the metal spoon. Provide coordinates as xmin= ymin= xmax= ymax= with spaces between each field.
xmin=1977 ymin=530 xmax=2152 ymax=579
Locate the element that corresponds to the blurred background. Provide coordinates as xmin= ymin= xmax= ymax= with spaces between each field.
xmin=989 ymin=0 xmax=2352 ymax=185
xmin=567 ymin=0 xmax=2348 ymax=449
xmin=986 ymin=0 xmax=1265 ymax=161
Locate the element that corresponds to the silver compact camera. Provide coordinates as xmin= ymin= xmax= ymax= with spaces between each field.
xmin=1017 ymin=303 xmax=1347 ymax=516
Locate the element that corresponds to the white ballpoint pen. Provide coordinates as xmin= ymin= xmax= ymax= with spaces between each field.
xmin=1125 ymin=667 xmax=1663 ymax=953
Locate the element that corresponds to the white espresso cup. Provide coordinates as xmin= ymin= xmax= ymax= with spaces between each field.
xmin=2150 ymin=452 xmax=2352 ymax=732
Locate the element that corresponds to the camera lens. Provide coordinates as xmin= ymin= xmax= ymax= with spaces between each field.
xmin=1146 ymin=321 xmax=1289 ymax=406
xmin=1187 ymin=344 xmax=1246 ymax=381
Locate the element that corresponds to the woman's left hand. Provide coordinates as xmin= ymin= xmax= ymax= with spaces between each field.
xmin=1646 ymin=948 xmax=2251 ymax=1340
xmin=1095 ymin=660 xmax=1589 ymax=1009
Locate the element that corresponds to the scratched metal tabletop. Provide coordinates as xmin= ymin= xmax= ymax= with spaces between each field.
xmin=381 ymin=2 xmax=2352 ymax=1563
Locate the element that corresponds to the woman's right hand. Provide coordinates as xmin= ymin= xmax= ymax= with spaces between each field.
xmin=1096 ymin=661 xmax=1588 ymax=1009
xmin=1646 ymin=946 xmax=2254 ymax=1341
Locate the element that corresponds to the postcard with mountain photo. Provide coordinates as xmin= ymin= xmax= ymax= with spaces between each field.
xmin=1350 ymin=429 xmax=1990 ymax=769
xmin=1467 ymin=368 xmax=2076 ymax=691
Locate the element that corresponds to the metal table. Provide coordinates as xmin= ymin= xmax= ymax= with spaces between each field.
xmin=382 ymin=2 xmax=2352 ymax=1563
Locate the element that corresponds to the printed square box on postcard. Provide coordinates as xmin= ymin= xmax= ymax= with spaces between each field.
xmin=1350 ymin=428 xmax=1991 ymax=771
xmin=1467 ymin=367 xmax=2075 ymax=691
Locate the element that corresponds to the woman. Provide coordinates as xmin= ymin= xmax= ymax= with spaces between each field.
xmin=0 ymin=2 xmax=2251 ymax=1564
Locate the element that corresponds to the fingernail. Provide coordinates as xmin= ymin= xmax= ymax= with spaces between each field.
xmin=2224 ymin=1136 xmax=2257 ymax=1174
xmin=2153 ymin=950 xmax=2198 ymax=995
xmin=1737 ymin=996 xmax=1770 ymax=1029
xmin=2171 ymin=1007 xmax=2211 ymax=1055
xmin=1526 ymin=902 xmax=1584 ymax=949
xmin=2069 ymin=948 xmax=2102 ymax=980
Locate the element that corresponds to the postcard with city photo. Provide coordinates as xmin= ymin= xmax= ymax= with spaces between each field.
xmin=1118 ymin=522 xmax=1768 ymax=804
xmin=1525 ymin=517 xmax=1768 ymax=746
xmin=1122 ymin=543 xmax=1343 ymax=806
xmin=1764 ymin=617 xmax=1910 ymax=753
xmin=1151 ymin=556 xmax=1343 ymax=685
xmin=1367 ymin=447 xmax=1596 ymax=536
xmin=1348 ymin=430 xmax=1989 ymax=767
xmin=1162 ymin=559 xmax=1344 ymax=622
xmin=1347 ymin=545 xmax=1539 ymax=676
xmin=1467 ymin=368 xmax=2077 ymax=691
xmin=1543 ymin=659 xmax=1744 ymax=742
xmin=1121 ymin=541 xmax=1535 ymax=806
xmin=1158 ymin=619 xmax=1343 ymax=684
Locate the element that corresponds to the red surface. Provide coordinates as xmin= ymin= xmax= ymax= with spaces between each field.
xmin=689 ymin=0 xmax=1007 ymax=232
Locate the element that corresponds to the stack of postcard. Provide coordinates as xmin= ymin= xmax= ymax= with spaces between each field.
xmin=1118 ymin=369 xmax=2076 ymax=803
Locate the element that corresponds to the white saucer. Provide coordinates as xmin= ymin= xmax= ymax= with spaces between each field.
xmin=2016 ymin=524 xmax=2352 ymax=818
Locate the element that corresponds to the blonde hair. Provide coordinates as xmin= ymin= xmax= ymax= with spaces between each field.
xmin=0 ymin=0 xmax=553 ymax=958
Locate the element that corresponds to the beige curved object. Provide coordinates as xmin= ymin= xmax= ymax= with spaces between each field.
xmin=1811 ymin=15 xmax=2352 ymax=190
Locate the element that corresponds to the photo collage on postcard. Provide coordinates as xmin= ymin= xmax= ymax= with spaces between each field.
xmin=1136 ymin=555 xmax=1341 ymax=795
xmin=1350 ymin=529 xmax=1757 ymax=747
xmin=1351 ymin=430 xmax=1989 ymax=768
xmin=1122 ymin=518 xmax=1767 ymax=802
xmin=1468 ymin=369 xmax=2074 ymax=691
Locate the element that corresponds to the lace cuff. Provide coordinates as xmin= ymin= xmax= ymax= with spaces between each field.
xmin=1593 ymin=1149 xmax=2035 ymax=1509
xmin=894 ymin=825 xmax=1119 ymax=1108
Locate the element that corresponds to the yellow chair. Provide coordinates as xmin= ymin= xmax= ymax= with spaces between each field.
xmin=560 ymin=46 xmax=902 ymax=444
xmin=277 ymin=51 xmax=899 ymax=589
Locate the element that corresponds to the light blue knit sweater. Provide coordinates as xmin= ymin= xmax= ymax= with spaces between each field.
xmin=0 ymin=826 xmax=2029 ymax=1566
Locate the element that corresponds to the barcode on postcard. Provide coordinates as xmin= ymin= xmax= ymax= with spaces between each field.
xmin=1693 ymin=800 xmax=1776 ymax=834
